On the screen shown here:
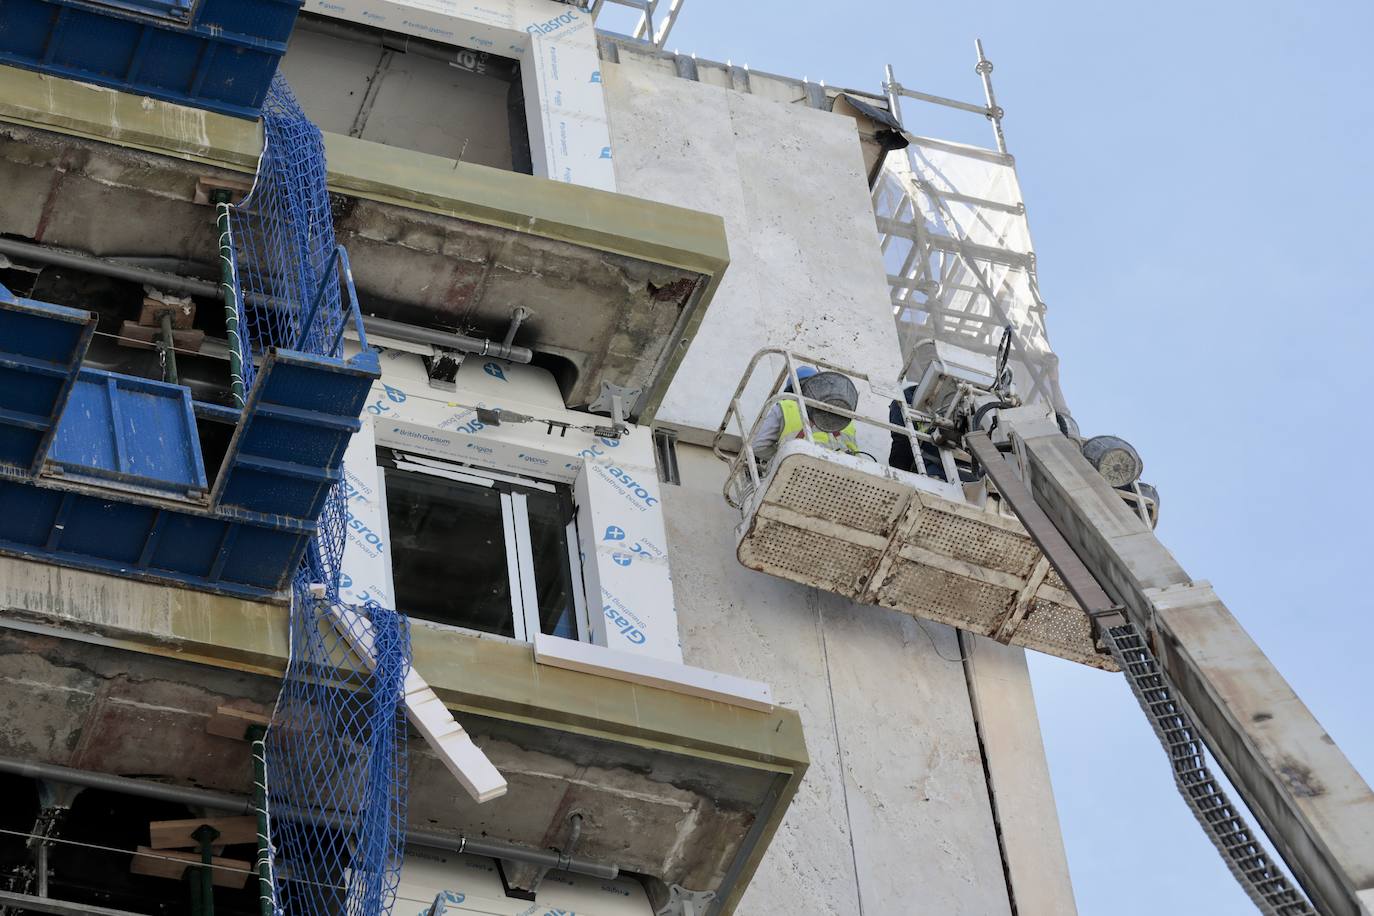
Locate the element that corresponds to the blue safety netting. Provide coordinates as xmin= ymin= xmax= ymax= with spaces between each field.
xmin=266 ymin=587 xmax=410 ymax=916
xmin=228 ymin=73 xmax=347 ymax=393
xmin=228 ymin=74 xmax=411 ymax=916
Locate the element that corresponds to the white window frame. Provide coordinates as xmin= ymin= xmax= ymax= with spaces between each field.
xmin=383 ymin=450 xmax=590 ymax=644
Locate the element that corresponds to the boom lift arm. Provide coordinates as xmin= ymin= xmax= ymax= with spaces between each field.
xmin=966 ymin=410 xmax=1374 ymax=916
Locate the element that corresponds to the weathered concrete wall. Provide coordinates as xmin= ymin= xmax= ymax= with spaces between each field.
xmin=964 ymin=637 xmax=1079 ymax=915
xmin=664 ymin=445 xmax=1016 ymax=915
xmin=602 ymin=60 xmax=902 ymax=442
xmin=608 ymin=56 xmax=1079 ymax=915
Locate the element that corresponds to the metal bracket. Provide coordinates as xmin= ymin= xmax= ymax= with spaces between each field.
xmin=655 ymin=885 xmax=717 ymax=916
xmin=423 ymin=346 xmax=464 ymax=391
xmin=588 ymin=381 xmax=642 ymax=433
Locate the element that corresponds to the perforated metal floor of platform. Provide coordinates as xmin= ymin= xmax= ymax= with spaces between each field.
xmin=736 ymin=441 xmax=1115 ymax=670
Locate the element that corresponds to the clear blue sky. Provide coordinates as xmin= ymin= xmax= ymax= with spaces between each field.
xmin=663 ymin=2 xmax=1374 ymax=912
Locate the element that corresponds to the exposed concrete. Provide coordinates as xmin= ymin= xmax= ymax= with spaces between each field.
xmin=281 ymin=25 xmax=519 ymax=170
xmin=0 ymin=552 xmax=805 ymax=906
xmin=0 ymin=627 xmax=775 ymax=891
xmin=0 ymin=66 xmax=730 ymax=417
xmin=602 ymin=60 xmax=901 ymax=442
xmin=664 ymin=444 xmax=1015 ymax=916
xmin=964 ymin=636 xmax=1079 ymax=915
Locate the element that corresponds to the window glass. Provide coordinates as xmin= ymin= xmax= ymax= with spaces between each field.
xmin=380 ymin=450 xmax=584 ymax=642
xmin=383 ymin=467 xmax=515 ymax=637
xmin=524 ymin=489 xmax=579 ymax=640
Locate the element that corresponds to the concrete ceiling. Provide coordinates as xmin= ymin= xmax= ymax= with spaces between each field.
xmin=0 ymin=629 xmax=779 ymax=899
xmin=0 ymin=114 xmax=718 ymax=414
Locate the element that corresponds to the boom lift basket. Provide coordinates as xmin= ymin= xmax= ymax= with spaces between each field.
xmin=714 ymin=349 xmax=1115 ymax=670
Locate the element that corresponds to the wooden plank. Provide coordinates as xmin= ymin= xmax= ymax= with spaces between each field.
xmin=325 ymin=604 xmax=508 ymax=804
xmin=117 ymin=320 xmax=205 ymax=352
xmin=138 ymin=298 xmax=195 ymax=329
xmin=206 ymin=705 xmax=270 ymax=740
xmin=130 ymin=847 xmax=251 ymax=888
xmin=149 ymin=816 xmax=259 ymax=850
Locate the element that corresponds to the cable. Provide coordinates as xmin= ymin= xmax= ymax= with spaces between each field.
xmin=913 ymin=617 xmax=971 ymax=663
xmin=0 ymin=826 xmax=347 ymax=894
xmin=92 ymin=330 xmax=218 ymax=360
xmin=0 ymin=827 xmax=254 ymax=878
xmin=369 ymin=384 xmax=618 ymax=438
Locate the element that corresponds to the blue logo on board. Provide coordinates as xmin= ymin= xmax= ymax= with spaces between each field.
xmin=483 ymin=362 xmax=507 ymax=381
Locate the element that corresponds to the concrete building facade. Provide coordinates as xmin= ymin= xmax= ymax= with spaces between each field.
xmin=0 ymin=1 xmax=1076 ymax=914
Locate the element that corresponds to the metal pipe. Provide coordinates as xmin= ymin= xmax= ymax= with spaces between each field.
xmin=448 ymin=833 xmax=615 ymax=881
xmin=501 ymin=306 xmax=529 ymax=349
xmin=363 ymin=314 xmax=533 ymax=364
xmin=248 ymin=730 xmax=275 ymax=916
xmin=0 ymin=888 xmax=148 ymax=916
xmin=192 ymin=824 xmax=219 ymax=916
xmin=0 ymin=756 xmax=618 ymax=881
xmin=974 ymin=39 xmax=1008 ymax=155
xmin=0 ymin=757 xmax=256 ymax=814
xmin=0 ymin=238 xmax=219 ymax=298
xmin=35 ymin=823 xmax=49 ymax=899
xmin=0 ymin=238 xmax=532 ymax=365
xmin=528 ymin=811 xmax=584 ymax=895
xmin=212 ymin=192 xmax=247 ymax=408
xmin=883 ymin=63 xmax=902 ymax=128
xmin=158 ymin=311 xmax=180 ymax=385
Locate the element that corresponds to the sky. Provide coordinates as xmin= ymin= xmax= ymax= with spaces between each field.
xmin=654 ymin=2 xmax=1374 ymax=913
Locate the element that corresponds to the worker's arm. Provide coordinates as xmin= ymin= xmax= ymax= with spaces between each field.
xmin=750 ymin=404 xmax=785 ymax=465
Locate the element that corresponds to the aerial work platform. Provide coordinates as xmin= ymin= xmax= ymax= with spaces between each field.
xmin=740 ymin=439 xmax=1109 ymax=668
xmin=716 ymin=348 xmax=1116 ymax=669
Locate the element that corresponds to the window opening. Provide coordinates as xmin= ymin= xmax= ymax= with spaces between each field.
xmin=379 ymin=449 xmax=586 ymax=642
xmin=384 ymin=462 xmax=516 ymax=637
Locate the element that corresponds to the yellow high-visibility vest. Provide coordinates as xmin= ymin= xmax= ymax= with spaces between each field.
xmin=779 ymin=399 xmax=860 ymax=454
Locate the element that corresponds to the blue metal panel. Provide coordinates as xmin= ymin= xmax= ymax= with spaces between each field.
xmin=214 ymin=349 xmax=376 ymax=520
xmin=0 ymin=0 xmax=303 ymax=119
xmin=0 ymin=480 xmax=64 ymax=545
xmin=59 ymin=497 xmax=156 ymax=563
xmin=0 ymin=477 xmax=310 ymax=599
xmin=0 ymin=294 xmax=94 ymax=476
xmin=48 ymin=368 xmax=208 ymax=496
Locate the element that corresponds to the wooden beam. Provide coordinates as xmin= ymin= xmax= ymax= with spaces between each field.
xmin=206 ymin=706 xmax=270 ymax=740
xmin=130 ymin=847 xmax=251 ymax=889
xmin=149 ymin=816 xmax=259 ymax=850
xmin=117 ymin=320 xmax=205 ymax=352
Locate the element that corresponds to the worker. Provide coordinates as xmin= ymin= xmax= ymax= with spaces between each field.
xmin=888 ymin=383 xmax=947 ymax=479
xmin=751 ymin=366 xmax=861 ymax=465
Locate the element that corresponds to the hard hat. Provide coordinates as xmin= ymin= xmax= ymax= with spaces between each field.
xmin=783 ymin=365 xmax=819 ymax=392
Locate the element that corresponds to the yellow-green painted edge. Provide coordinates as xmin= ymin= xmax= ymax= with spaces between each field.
xmin=0 ymin=553 xmax=805 ymax=773
xmin=0 ymin=66 xmax=729 ymax=281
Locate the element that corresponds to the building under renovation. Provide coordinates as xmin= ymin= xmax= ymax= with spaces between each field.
xmin=0 ymin=2 xmax=1371 ymax=915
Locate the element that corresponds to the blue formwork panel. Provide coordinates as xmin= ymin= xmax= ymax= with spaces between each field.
xmin=0 ymin=284 xmax=378 ymax=597
xmin=0 ymin=293 xmax=94 ymax=475
xmin=0 ymin=0 xmax=303 ymax=119
xmin=215 ymin=348 xmax=375 ymax=520
xmin=0 ymin=478 xmax=311 ymax=597
xmin=48 ymin=368 xmax=208 ymax=498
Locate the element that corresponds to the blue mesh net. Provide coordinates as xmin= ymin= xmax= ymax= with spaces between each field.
xmin=227 ymin=74 xmax=410 ymax=916
xmin=228 ymin=74 xmax=347 ymax=392
xmin=266 ymin=590 xmax=410 ymax=916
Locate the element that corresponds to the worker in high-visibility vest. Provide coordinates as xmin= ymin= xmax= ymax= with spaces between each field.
xmin=888 ymin=382 xmax=947 ymax=478
xmin=751 ymin=366 xmax=861 ymax=465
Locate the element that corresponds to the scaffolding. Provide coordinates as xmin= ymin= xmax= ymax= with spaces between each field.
xmin=588 ymin=0 xmax=685 ymax=50
xmin=876 ymin=42 xmax=1067 ymax=413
